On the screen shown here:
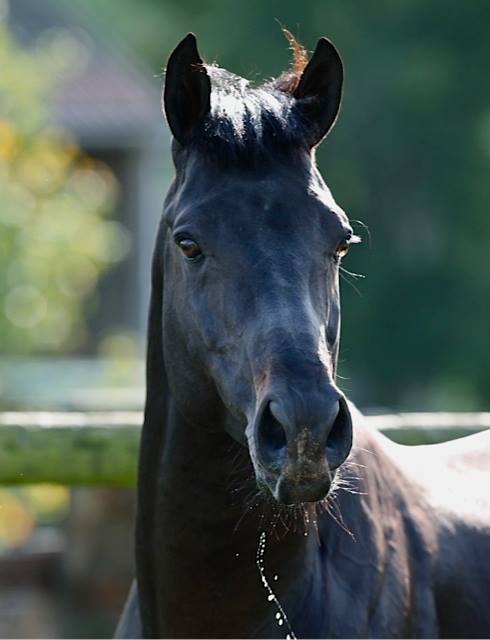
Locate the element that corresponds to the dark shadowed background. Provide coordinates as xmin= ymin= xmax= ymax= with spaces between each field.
xmin=0 ymin=0 xmax=488 ymax=636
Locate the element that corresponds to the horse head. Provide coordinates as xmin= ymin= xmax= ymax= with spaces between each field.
xmin=159 ymin=33 xmax=359 ymax=505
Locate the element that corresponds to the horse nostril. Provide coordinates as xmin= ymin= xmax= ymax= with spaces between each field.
xmin=325 ymin=397 xmax=353 ymax=470
xmin=257 ymin=402 xmax=287 ymax=468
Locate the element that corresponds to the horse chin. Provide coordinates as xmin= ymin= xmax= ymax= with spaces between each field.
xmin=257 ymin=472 xmax=334 ymax=506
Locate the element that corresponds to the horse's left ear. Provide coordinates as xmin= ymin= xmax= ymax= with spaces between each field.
xmin=163 ymin=33 xmax=211 ymax=145
xmin=294 ymin=37 xmax=343 ymax=147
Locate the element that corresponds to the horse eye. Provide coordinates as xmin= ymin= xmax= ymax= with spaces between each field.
xmin=177 ymin=238 xmax=202 ymax=260
xmin=335 ymin=241 xmax=350 ymax=260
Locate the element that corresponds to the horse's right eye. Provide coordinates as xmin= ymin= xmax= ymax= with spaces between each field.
xmin=335 ymin=241 xmax=350 ymax=260
xmin=177 ymin=238 xmax=202 ymax=260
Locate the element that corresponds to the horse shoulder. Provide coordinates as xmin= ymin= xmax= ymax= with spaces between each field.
xmin=373 ymin=426 xmax=490 ymax=637
xmin=411 ymin=430 xmax=490 ymax=637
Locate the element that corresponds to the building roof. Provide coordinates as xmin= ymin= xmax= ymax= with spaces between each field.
xmin=8 ymin=0 xmax=164 ymax=147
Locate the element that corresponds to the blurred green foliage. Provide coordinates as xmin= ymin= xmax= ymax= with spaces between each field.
xmin=0 ymin=484 xmax=69 ymax=550
xmin=0 ymin=25 xmax=127 ymax=354
xmin=81 ymin=0 xmax=488 ymax=410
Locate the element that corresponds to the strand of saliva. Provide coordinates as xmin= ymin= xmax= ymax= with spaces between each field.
xmin=256 ymin=531 xmax=297 ymax=639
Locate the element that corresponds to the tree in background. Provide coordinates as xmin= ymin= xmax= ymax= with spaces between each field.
xmin=0 ymin=24 xmax=128 ymax=355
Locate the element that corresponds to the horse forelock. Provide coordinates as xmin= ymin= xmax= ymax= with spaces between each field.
xmin=192 ymin=64 xmax=308 ymax=164
xmin=179 ymin=31 xmax=310 ymax=164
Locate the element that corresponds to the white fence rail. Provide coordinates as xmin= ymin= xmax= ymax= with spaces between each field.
xmin=0 ymin=411 xmax=489 ymax=487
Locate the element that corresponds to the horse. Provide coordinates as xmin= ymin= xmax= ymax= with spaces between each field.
xmin=116 ymin=33 xmax=490 ymax=639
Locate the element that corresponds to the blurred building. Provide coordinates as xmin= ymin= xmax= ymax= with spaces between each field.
xmin=7 ymin=0 xmax=170 ymax=344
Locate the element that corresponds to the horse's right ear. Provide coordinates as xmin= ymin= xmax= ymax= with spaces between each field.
xmin=163 ymin=33 xmax=211 ymax=145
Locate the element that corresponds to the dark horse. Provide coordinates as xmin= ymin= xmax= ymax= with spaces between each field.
xmin=116 ymin=33 xmax=490 ymax=638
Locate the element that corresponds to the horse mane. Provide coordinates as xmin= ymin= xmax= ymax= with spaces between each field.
xmin=193 ymin=31 xmax=310 ymax=163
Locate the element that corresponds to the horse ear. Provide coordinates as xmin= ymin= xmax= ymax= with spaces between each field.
xmin=294 ymin=37 xmax=343 ymax=147
xmin=163 ymin=33 xmax=211 ymax=145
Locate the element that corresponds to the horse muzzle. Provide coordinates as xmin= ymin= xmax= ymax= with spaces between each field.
xmin=249 ymin=393 xmax=353 ymax=505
